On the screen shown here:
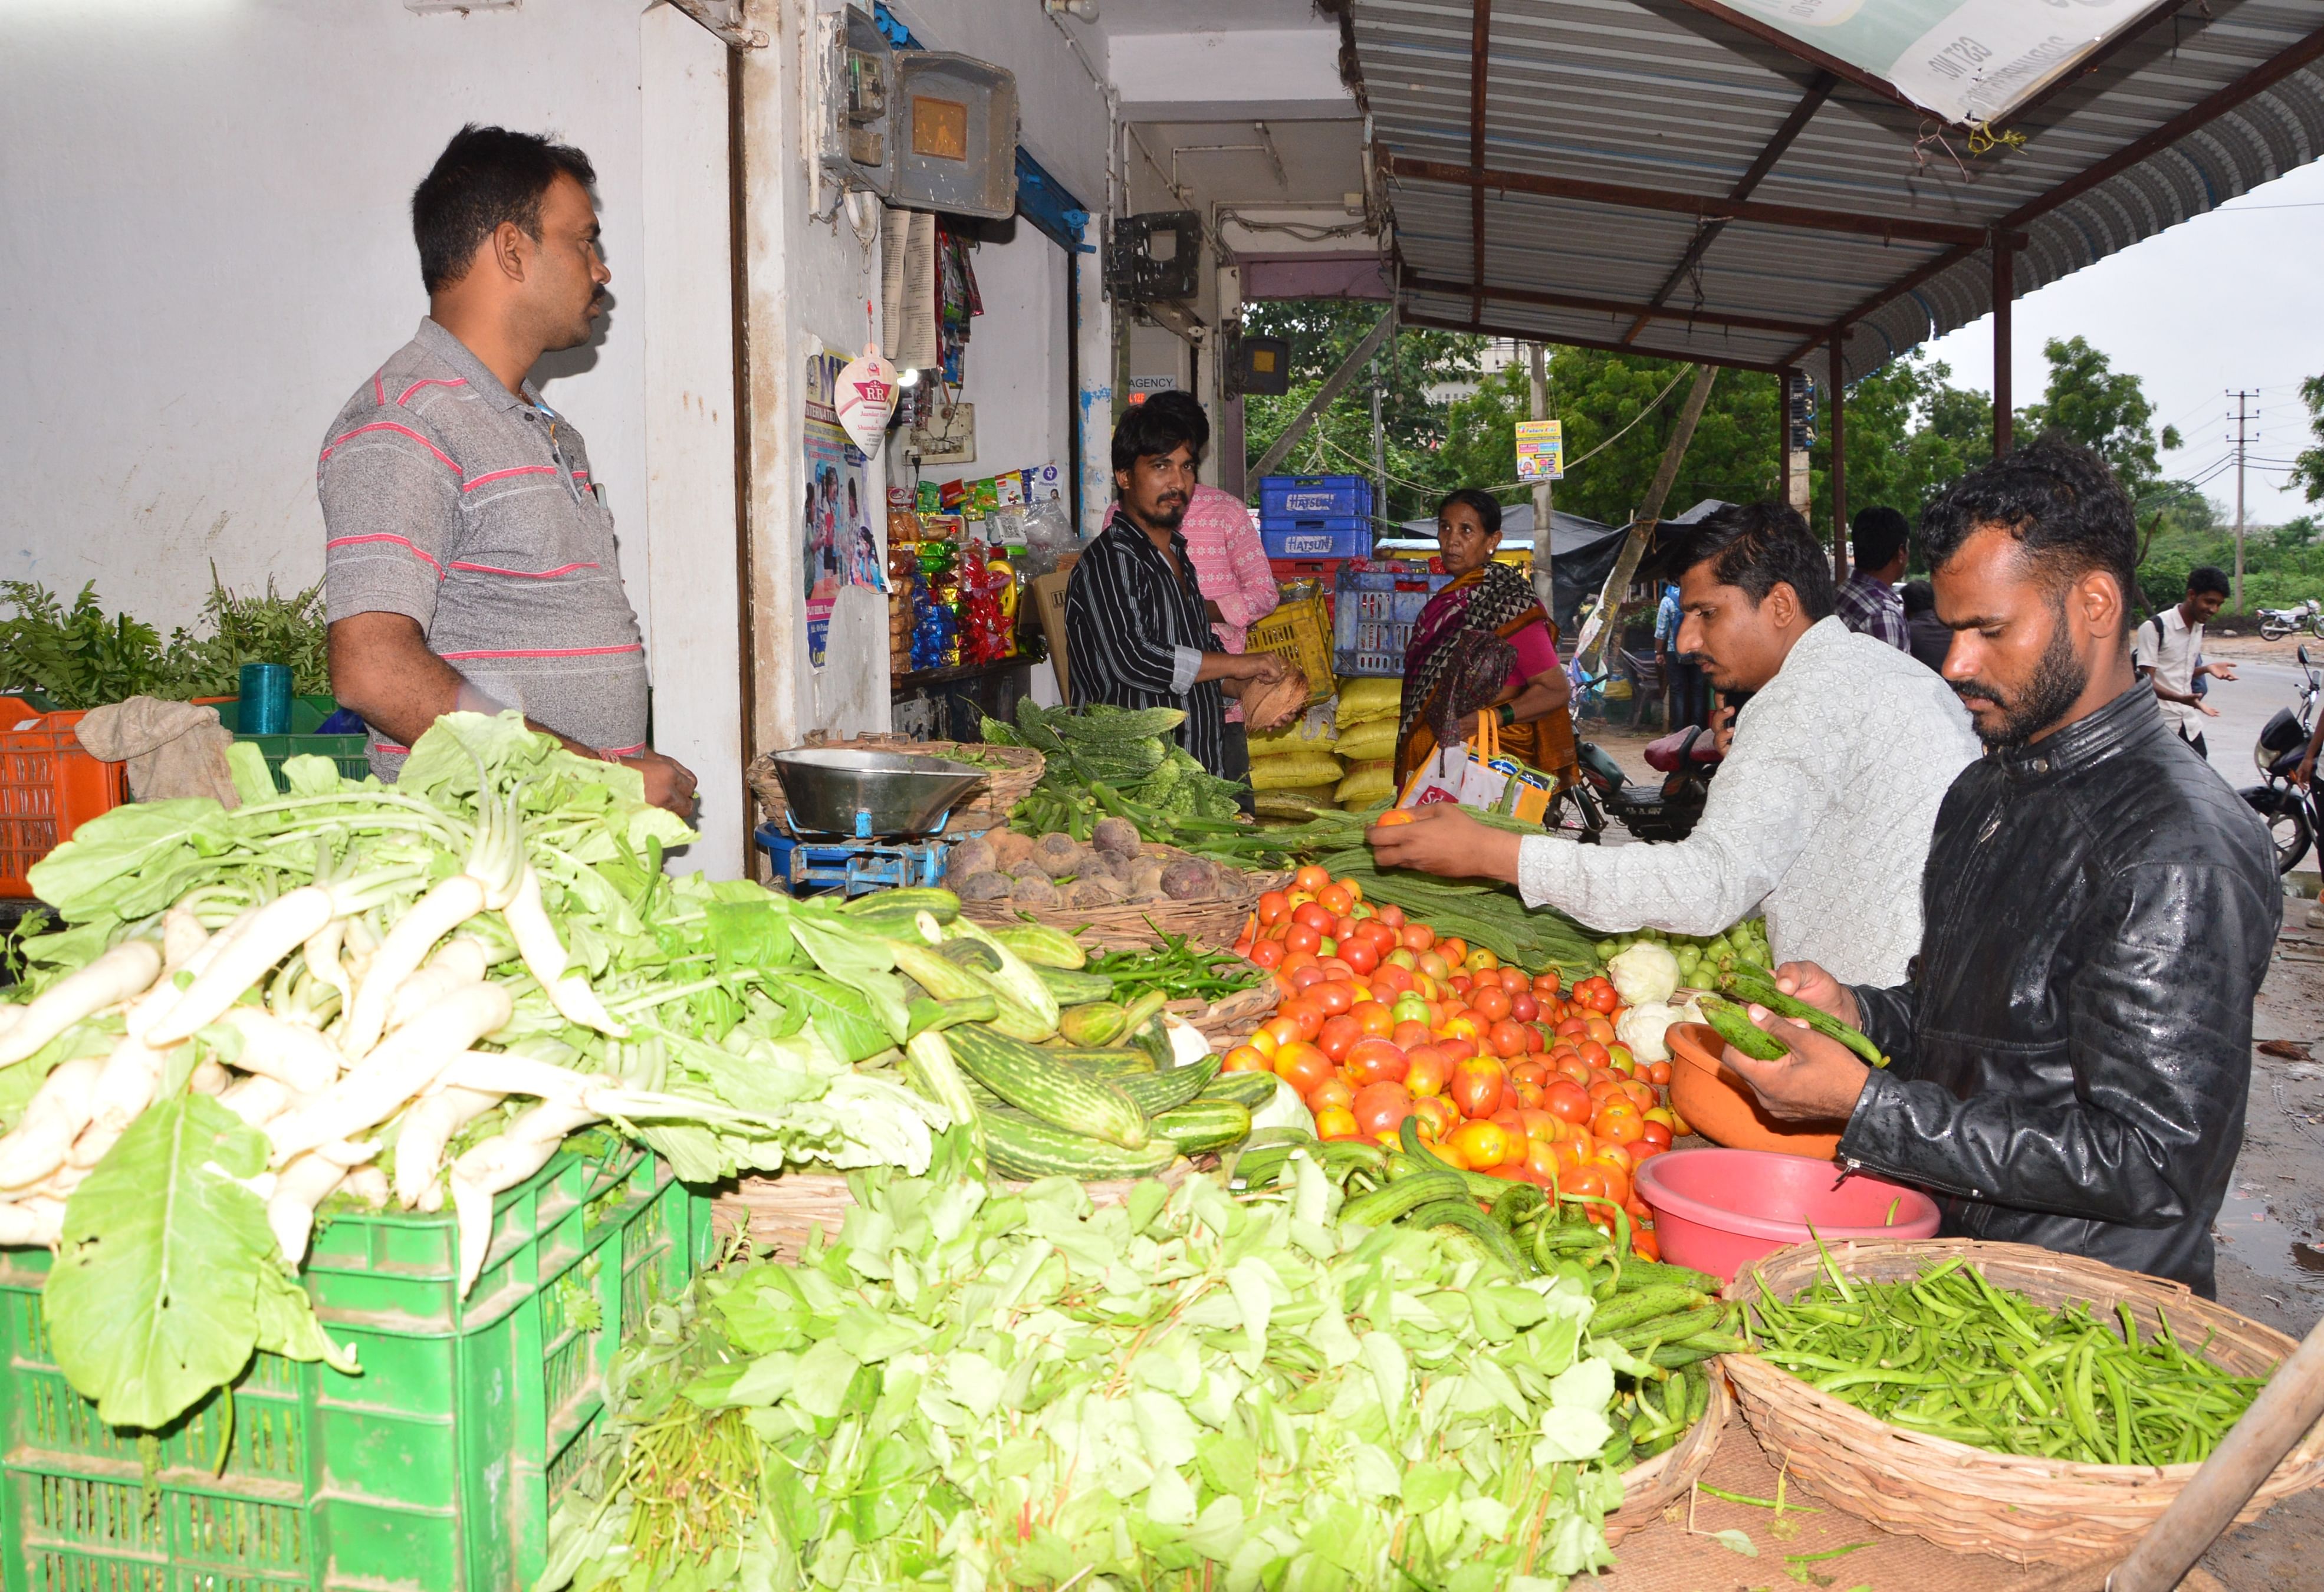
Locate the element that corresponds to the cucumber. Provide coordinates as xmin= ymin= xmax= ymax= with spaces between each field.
xmin=1408 ymin=1199 xmax=1527 ymax=1274
xmin=1342 ymin=1172 xmax=1470 ymax=1228
xmin=841 ymin=887 xmax=959 ymax=925
xmin=948 ymin=1024 xmax=1149 ymax=1149
xmin=1586 ymin=1287 xmax=1712 ymax=1335
xmin=992 ymin=922 xmax=1087 ymax=971
xmin=1116 ymin=1055 xmax=1221 ymax=1115
xmin=1200 ymin=1068 xmax=1280 ymax=1111
xmin=1610 ymin=1258 xmax=1724 ymax=1295
xmin=1041 ymin=1047 xmax=1157 ymax=1077
xmin=1035 ymin=967 xmax=1116 ymax=1005
xmin=1057 ymin=1001 xmax=1130 ymax=1045
xmin=1698 ymin=995 xmax=1788 ymax=1061
xmin=1609 ymin=1303 xmax=1727 ymax=1351
xmin=1148 ymin=1098 xmax=1250 ymax=1155
xmin=906 ymin=995 xmax=997 ymax=1037
xmin=981 ymin=1106 xmax=1181 ymax=1180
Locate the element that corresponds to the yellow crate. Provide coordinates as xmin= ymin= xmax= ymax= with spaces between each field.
xmin=1246 ymin=594 xmax=1334 ymax=705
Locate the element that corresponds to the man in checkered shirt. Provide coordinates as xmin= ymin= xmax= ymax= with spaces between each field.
xmin=1836 ymin=506 xmax=1912 ymax=654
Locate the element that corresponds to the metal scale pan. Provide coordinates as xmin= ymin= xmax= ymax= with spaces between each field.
xmin=758 ymin=748 xmax=992 ymax=896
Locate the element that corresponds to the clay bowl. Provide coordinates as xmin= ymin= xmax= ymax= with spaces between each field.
xmin=1663 ymin=1021 xmax=1844 ymax=1161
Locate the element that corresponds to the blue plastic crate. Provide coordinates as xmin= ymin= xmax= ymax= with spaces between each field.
xmin=1258 ymin=475 xmax=1371 ymax=519
xmin=1261 ymin=519 xmax=1370 ymax=560
xmin=1332 ymin=564 xmax=1452 ymax=677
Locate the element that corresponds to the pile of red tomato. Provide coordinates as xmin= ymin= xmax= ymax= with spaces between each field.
xmin=1229 ymin=864 xmax=1688 ymax=1257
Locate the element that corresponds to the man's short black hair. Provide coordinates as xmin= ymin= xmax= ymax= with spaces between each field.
xmin=1921 ymin=436 xmax=2137 ymax=606
xmin=1437 ymin=488 xmax=1504 ymax=536
xmin=1902 ymin=578 xmax=1936 ymax=617
xmin=1850 ymin=505 xmax=1911 ymax=573
xmin=1139 ymin=391 xmax=1211 ymax=453
xmin=412 ymin=124 xmax=598 ymax=295
xmin=1667 ymin=501 xmax=1837 ymax=621
xmin=2186 ymin=565 xmax=2232 ymax=599
xmin=1110 ymin=399 xmax=1204 ymax=483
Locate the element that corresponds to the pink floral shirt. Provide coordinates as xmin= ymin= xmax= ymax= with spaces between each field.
xmin=1103 ymin=485 xmax=1278 ymax=721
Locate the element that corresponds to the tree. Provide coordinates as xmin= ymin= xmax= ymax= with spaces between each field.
xmin=2016 ymin=335 xmax=2180 ymax=494
xmin=1238 ymin=302 xmax=1483 ymax=522
xmin=2285 ymin=374 xmax=2324 ymax=504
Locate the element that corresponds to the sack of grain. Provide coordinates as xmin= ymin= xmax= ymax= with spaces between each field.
xmin=1336 ymin=758 xmax=1395 ymax=807
xmin=1250 ymin=750 xmax=1345 ymax=790
xmin=1333 ymin=715 xmax=1398 ymax=764
xmin=1248 ymin=708 xmax=1338 ymax=757
xmin=1336 ymin=677 xmax=1403 ymax=726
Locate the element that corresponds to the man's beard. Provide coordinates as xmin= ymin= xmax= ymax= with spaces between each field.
xmin=1139 ymin=494 xmax=1189 ymax=531
xmin=1952 ymin=610 xmax=2088 ymax=749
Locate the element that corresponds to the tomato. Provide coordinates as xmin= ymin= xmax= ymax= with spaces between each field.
xmin=1523 ymin=1024 xmax=1546 ymax=1054
xmin=1449 ymin=1119 xmax=1510 ymax=1170
xmin=1451 ymin=1057 xmax=1506 ymax=1119
xmin=1386 ymin=1021 xmax=1428 ymax=1052
xmin=1427 ymin=1135 xmax=1470 ymax=1170
xmin=1307 ymin=1075 xmax=1355 ymax=1115
xmin=1562 ymin=1165 xmax=1612 ymax=1201
xmin=1351 ymin=1081 xmax=1415 ymax=1136
xmin=1345 ymin=1037 xmax=1409 ymax=1086
xmin=1340 ymin=999 xmax=1389 ymax=1038
xmin=1288 ymin=964 xmax=1327 ymax=993
xmin=1630 ymin=1226 xmax=1662 ymax=1263
xmin=1543 ymin=1079 xmax=1592 ymax=1124
xmin=1411 ymin=1094 xmax=1460 ymax=1140
xmin=1391 ymin=995 xmax=1431 ymax=1028
xmin=1415 ymin=952 xmax=1451 ymax=985
xmin=1283 ymin=922 xmax=1323 ymax=956
xmin=1506 ymin=1058 xmax=1547 ymax=1091
xmin=1509 ymin=991 xmax=1539 ymax=1022
xmin=1370 ymin=809 xmax=1416 ymax=829
xmin=1638 ymin=1119 xmax=1674 ymax=1152
xmin=1592 ymin=1142 xmax=1633 ymax=1179
xmin=1243 ymin=938 xmax=1283 ymax=970
xmin=1340 ymin=876 xmax=1364 ymax=903
xmin=1403 ymin=1044 xmax=1450 ymax=1099
xmin=1525 ymin=1136 xmax=1563 ymax=1180
xmin=1554 ymin=1057 xmax=1592 ymax=1089
xmin=1339 ymin=937 xmax=1380 ymax=975
xmin=1436 ymin=937 xmax=1468 ymax=969
xmin=1533 ymin=969 xmax=1563 ymax=997
xmin=1583 ymin=1015 xmax=1618 ymax=1046
xmin=1222 ymin=1044 xmax=1271 ymax=1073
xmin=1620 ymin=1079 xmax=1658 ymax=1111
xmin=1314 ymin=1013 xmax=1364 ymax=1061
xmin=1333 ymin=916 xmax=1360 ymax=946
xmin=1467 ymin=985 xmax=1512 ymax=1024
xmin=1373 ymin=903 xmax=1406 ymax=930
xmin=1467 ymin=946 xmax=1498 ymax=972
xmin=1399 ymin=922 xmax=1437 ymax=952
xmin=1271 ymin=1040 xmax=1334 ymax=1096
xmin=1287 ymin=999 xmax=1332 ymax=1041
xmin=1488 ymin=1019 xmax=1531 ymax=1059
xmin=1583 ymin=982 xmax=1620 ymax=1015
xmin=1645 ymin=1059 xmax=1673 ymax=1087
xmin=1315 ymin=1106 xmax=1360 ymax=1142
xmin=1593 ymin=1109 xmax=1646 ymax=1148
xmin=1256 ymin=890 xmax=1290 ymax=926
xmin=1506 ymin=1077 xmax=1543 ymax=1109
xmin=1554 ymin=1016 xmax=1590 ymax=1040
xmin=1294 ymin=863 xmax=1333 ymax=894
xmin=1246 ymin=1028 xmax=1280 ymax=1057
xmin=1370 ymin=962 xmax=1414 ymax=997
xmin=1316 ymin=883 xmax=1353 ymax=916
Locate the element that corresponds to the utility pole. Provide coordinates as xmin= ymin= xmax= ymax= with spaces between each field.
xmin=1528 ymin=342 xmax=1553 ymax=611
xmin=1370 ymin=341 xmax=1387 ymax=523
xmin=2228 ymin=389 xmax=2257 ymax=616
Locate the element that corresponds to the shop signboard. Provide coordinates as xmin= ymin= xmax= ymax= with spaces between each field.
xmin=1514 ymin=419 xmax=1563 ymax=483
xmin=1721 ymin=0 xmax=2157 ymax=126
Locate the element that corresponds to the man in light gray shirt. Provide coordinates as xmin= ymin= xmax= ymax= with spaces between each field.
xmin=319 ymin=124 xmax=695 ymax=817
xmin=1368 ymin=503 xmax=1981 ymax=986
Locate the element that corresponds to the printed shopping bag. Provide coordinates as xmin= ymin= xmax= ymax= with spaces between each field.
xmin=1396 ymin=714 xmax=1554 ymax=822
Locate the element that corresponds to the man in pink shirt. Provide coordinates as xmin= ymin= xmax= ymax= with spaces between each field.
xmin=1106 ymin=393 xmax=1280 ymax=805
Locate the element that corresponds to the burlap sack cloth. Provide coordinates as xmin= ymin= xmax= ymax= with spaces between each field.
xmin=73 ymin=698 xmax=239 ymax=808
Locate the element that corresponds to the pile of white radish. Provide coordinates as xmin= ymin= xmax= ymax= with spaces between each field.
xmin=0 ymin=792 xmax=741 ymax=1296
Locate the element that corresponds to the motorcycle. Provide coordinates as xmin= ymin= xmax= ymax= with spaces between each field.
xmin=2257 ymin=598 xmax=2324 ymax=642
xmin=1552 ymin=722 xmax=1722 ymax=843
xmin=2239 ymin=643 xmax=2322 ymax=874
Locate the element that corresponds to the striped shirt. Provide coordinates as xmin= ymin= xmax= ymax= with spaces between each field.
xmin=318 ymin=319 xmax=648 ymax=779
xmin=1103 ymin=484 xmax=1277 ymax=721
xmin=1064 ymin=517 xmax=1228 ymax=774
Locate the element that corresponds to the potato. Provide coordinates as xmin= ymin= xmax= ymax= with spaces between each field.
xmin=947 ymin=836 xmax=998 ymax=880
xmin=1013 ymin=875 xmax=1063 ymax=910
xmin=1033 ymin=832 xmax=1082 ymax=877
xmin=1092 ymin=816 xmax=1141 ymax=858
xmin=1010 ymin=857 xmax=1052 ymax=885
xmin=955 ymin=870 xmax=1015 ymax=902
xmin=1161 ymin=857 xmax=1216 ymax=900
xmin=991 ymin=830 xmax=1036 ymax=870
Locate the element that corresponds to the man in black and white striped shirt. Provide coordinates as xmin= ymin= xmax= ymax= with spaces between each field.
xmin=1065 ymin=402 xmax=1288 ymax=780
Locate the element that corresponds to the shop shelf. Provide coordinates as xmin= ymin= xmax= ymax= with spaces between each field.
xmin=0 ymin=698 xmax=129 ymax=900
xmin=0 ymin=1144 xmax=712 ymax=1591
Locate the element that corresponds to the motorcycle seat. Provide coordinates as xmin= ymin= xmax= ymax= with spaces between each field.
xmin=1643 ymin=725 xmax=1721 ymax=774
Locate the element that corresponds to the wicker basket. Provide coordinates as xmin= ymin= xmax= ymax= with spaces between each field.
xmin=962 ymin=894 xmax=1258 ymax=952
xmin=1605 ymin=1369 xmax=1731 ymax=1545
xmin=1722 ymin=1237 xmax=2324 ymax=1564
xmin=747 ymin=733 xmax=1043 ymax=840
xmin=712 ymin=1166 xmax=1191 ymax=1259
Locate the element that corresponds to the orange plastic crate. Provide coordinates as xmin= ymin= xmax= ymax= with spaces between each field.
xmin=0 ymin=698 xmax=128 ymax=899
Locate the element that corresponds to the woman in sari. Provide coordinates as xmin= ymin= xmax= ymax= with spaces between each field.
xmin=1392 ymin=489 xmax=1577 ymax=794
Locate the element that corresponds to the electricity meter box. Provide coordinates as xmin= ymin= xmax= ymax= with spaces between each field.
xmin=1106 ymin=212 xmax=1202 ymax=304
xmin=817 ymin=8 xmax=1020 ymax=221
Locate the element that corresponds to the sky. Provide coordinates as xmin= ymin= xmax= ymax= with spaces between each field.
xmin=1919 ymin=155 xmax=2324 ymax=528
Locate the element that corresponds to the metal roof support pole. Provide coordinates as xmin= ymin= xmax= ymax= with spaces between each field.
xmin=1249 ymin=309 xmax=1398 ymax=481
xmin=1529 ymin=342 xmax=1553 ymax=614
xmin=1992 ymin=233 xmax=2014 ymax=457
xmin=1782 ymin=369 xmax=1811 ymax=517
xmin=1829 ymin=330 xmax=1848 ymax=584
xmin=1468 ymin=0 xmax=1492 ymax=321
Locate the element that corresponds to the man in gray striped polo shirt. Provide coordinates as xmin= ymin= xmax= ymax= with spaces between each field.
xmin=319 ymin=124 xmax=695 ymax=817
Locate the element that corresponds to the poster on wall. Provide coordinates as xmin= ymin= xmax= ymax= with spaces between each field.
xmin=803 ymin=352 xmax=877 ymax=668
xmin=1514 ymin=419 xmax=1563 ymax=483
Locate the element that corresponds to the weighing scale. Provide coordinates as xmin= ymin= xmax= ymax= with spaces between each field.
xmin=754 ymin=747 xmax=991 ymax=897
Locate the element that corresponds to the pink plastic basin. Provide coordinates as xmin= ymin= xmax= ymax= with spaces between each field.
xmin=1635 ymin=1147 xmax=1941 ymax=1281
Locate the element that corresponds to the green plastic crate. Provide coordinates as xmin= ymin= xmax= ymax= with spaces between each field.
xmin=0 ymin=1146 xmax=713 ymax=1591
xmin=215 ymin=695 xmax=372 ymax=790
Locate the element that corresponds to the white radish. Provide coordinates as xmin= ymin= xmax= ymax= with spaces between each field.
xmin=343 ymin=1165 xmax=390 ymax=1209
xmin=304 ymin=919 xmax=352 ymax=1011
xmin=440 ymin=1052 xmax=610 ymax=1104
xmin=82 ymin=1031 xmax=172 ymax=1150
xmin=65 ymin=1120 xmax=123 ymax=1173
xmin=189 ymin=1059 xmax=231 ymax=1095
xmin=145 ymin=886 xmax=337 ymax=1047
xmin=0 ymin=940 xmax=163 ymax=1068
xmin=384 ymin=936 xmax=489 ymax=1033
xmin=336 ymin=875 xmax=488 ymax=1059
xmin=0 ymin=1198 xmax=67 ymax=1247
xmin=267 ymin=1152 xmax=350 ymax=1264
xmin=161 ymin=907 xmax=209 ymax=970
xmin=451 ymin=1099 xmax=600 ymax=1296
xmin=391 ymin=1084 xmax=502 ymax=1209
xmin=501 ymin=866 xmax=629 ymax=1038
xmin=218 ymin=1008 xmax=343 ymax=1093
xmin=267 ymin=982 xmax=514 ymax=1165
xmin=217 ymin=1074 xmax=292 ymax=1129
xmin=0 ymin=1057 xmax=103 ymax=1190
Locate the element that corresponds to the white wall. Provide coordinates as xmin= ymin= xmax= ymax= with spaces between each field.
xmin=954 ymin=223 xmax=1071 ymax=484
xmin=0 ymin=0 xmax=655 ymax=640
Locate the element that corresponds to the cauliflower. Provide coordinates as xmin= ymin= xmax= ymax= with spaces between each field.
xmin=1606 ymin=940 xmax=1681 ymax=1007
xmin=1614 ymin=995 xmax=1704 ymax=1064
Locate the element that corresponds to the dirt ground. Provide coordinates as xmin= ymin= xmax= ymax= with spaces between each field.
xmin=1568 ymin=699 xmax=2324 ymax=1584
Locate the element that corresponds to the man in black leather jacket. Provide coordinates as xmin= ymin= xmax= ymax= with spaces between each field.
xmin=1717 ymin=440 xmax=2277 ymax=1295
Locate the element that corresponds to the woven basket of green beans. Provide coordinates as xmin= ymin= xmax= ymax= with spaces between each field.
xmin=1721 ymin=1238 xmax=2324 ymax=1564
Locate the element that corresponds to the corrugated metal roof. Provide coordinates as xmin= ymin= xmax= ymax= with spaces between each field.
xmin=1340 ymin=0 xmax=2324 ymax=391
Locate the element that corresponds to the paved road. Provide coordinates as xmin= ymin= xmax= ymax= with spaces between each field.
xmin=2197 ymin=643 xmax=2318 ymax=874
